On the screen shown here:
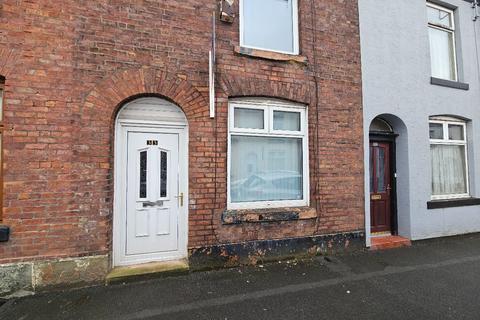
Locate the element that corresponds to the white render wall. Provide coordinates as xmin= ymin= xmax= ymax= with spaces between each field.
xmin=358 ymin=0 xmax=480 ymax=243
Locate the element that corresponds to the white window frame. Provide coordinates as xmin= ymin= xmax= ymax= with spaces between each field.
xmin=239 ymin=0 xmax=300 ymax=55
xmin=230 ymin=104 xmax=268 ymax=134
xmin=227 ymin=98 xmax=309 ymax=210
xmin=427 ymin=2 xmax=458 ymax=81
xmin=429 ymin=117 xmax=470 ymax=200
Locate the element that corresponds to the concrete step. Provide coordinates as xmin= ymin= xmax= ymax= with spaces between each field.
xmin=370 ymin=236 xmax=412 ymax=251
xmin=106 ymin=259 xmax=189 ymax=285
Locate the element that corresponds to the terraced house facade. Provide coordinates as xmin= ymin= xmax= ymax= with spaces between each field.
xmin=359 ymin=0 xmax=480 ymax=247
xmin=0 ymin=0 xmax=364 ymax=295
xmin=2 ymin=0 xmax=479 ymax=296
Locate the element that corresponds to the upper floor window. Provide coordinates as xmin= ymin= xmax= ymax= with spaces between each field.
xmin=228 ymin=99 xmax=308 ymax=209
xmin=429 ymin=117 xmax=469 ymax=200
xmin=427 ymin=3 xmax=458 ymax=81
xmin=240 ymin=0 xmax=299 ymax=55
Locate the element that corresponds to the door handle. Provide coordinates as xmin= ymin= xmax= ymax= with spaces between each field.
xmin=175 ymin=193 xmax=184 ymax=207
xmin=386 ymin=184 xmax=392 ymax=194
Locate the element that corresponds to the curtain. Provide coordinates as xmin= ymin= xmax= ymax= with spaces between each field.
xmin=431 ymin=144 xmax=467 ymax=196
xmin=428 ymin=27 xmax=455 ymax=80
xmin=230 ymin=136 xmax=303 ymax=203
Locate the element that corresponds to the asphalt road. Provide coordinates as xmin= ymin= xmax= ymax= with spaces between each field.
xmin=2 ymin=234 xmax=480 ymax=320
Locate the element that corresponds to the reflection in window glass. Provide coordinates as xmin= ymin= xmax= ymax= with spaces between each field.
xmin=429 ymin=123 xmax=444 ymax=139
xmin=448 ymin=124 xmax=464 ymax=140
xmin=234 ymin=108 xmax=264 ymax=129
xmin=230 ymin=136 xmax=303 ymax=203
xmin=273 ymin=111 xmax=301 ymax=131
xmin=427 ymin=6 xmax=452 ymax=28
xmin=242 ymin=0 xmax=296 ymax=53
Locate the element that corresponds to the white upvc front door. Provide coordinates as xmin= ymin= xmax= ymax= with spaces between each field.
xmin=114 ymin=125 xmax=188 ymax=266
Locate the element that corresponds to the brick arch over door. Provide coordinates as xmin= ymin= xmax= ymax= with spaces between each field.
xmin=81 ymin=67 xmax=208 ymax=125
xmin=76 ymin=67 xmax=212 ymax=250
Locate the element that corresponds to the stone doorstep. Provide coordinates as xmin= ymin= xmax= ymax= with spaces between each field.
xmin=370 ymin=236 xmax=412 ymax=251
xmin=105 ymin=259 xmax=189 ymax=285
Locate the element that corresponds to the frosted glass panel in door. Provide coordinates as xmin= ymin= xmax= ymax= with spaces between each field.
xmin=376 ymin=147 xmax=386 ymax=192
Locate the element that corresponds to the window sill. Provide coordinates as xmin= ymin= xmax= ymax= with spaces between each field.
xmin=234 ymin=46 xmax=308 ymax=64
xmin=222 ymin=206 xmax=317 ymax=225
xmin=427 ymin=198 xmax=480 ymax=210
xmin=430 ymin=77 xmax=469 ymax=90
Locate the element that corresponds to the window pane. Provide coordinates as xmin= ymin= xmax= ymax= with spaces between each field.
xmin=273 ymin=111 xmax=301 ymax=131
xmin=427 ymin=6 xmax=452 ymax=28
xmin=160 ymin=151 xmax=167 ymax=198
xmin=429 ymin=123 xmax=444 ymax=139
xmin=448 ymin=124 xmax=464 ymax=141
xmin=370 ymin=118 xmax=392 ymax=133
xmin=369 ymin=146 xmax=374 ymax=192
xmin=234 ymin=108 xmax=264 ymax=129
xmin=243 ymin=0 xmax=295 ymax=53
xmin=376 ymin=147 xmax=386 ymax=192
xmin=230 ymin=135 xmax=303 ymax=203
xmin=140 ymin=151 xmax=147 ymax=198
xmin=431 ymin=144 xmax=467 ymax=196
xmin=428 ymin=27 xmax=456 ymax=80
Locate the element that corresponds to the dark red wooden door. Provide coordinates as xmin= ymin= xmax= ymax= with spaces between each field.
xmin=370 ymin=142 xmax=392 ymax=233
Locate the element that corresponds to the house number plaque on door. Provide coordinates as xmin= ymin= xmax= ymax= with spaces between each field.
xmin=147 ymin=140 xmax=158 ymax=146
xmin=371 ymin=194 xmax=382 ymax=200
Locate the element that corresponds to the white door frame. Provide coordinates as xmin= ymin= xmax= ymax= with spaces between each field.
xmin=113 ymin=118 xmax=189 ymax=267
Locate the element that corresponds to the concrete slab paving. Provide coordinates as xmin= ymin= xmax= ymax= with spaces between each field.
xmin=1 ymin=233 xmax=480 ymax=320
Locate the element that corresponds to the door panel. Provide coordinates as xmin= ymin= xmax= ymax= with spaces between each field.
xmin=370 ymin=142 xmax=392 ymax=233
xmin=126 ymin=132 xmax=179 ymax=256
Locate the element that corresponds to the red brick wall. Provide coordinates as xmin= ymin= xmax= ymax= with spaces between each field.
xmin=0 ymin=0 xmax=364 ymax=264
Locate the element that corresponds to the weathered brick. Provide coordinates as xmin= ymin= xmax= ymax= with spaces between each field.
xmin=0 ymin=0 xmax=364 ymax=266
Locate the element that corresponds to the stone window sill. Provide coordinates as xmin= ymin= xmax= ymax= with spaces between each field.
xmin=427 ymin=198 xmax=480 ymax=210
xmin=222 ymin=206 xmax=317 ymax=225
xmin=234 ymin=46 xmax=308 ymax=64
xmin=430 ymin=77 xmax=469 ymax=90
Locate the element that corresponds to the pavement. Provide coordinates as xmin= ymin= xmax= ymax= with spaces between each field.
xmin=2 ymin=234 xmax=480 ymax=320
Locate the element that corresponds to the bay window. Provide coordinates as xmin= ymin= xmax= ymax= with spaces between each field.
xmin=429 ymin=118 xmax=469 ymax=200
xmin=427 ymin=3 xmax=458 ymax=81
xmin=228 ymin=99 xmax=308 ymax=209
xmin=240 ymin=0 xmax=299 ymax=55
